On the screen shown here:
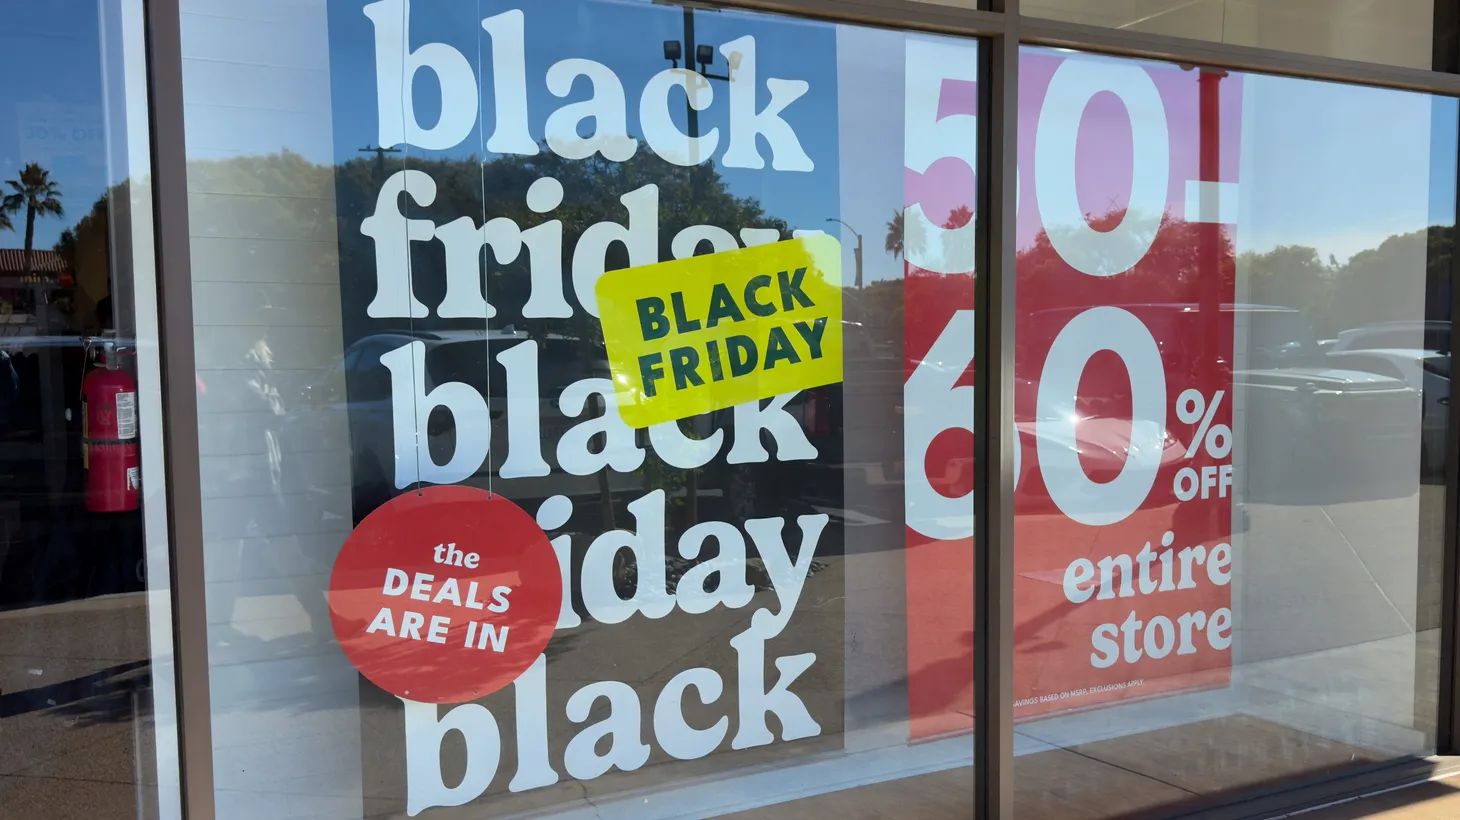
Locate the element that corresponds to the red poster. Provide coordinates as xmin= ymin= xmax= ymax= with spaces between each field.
xmin=329 ymin=486 xmax=562 ymax=704
xmin=902 ymin=36 xmax=979 ymax=740
xmin=906 ymin=48 xmax=1243 ymax=736
xmin=1012 ymin=51 xmax=1242 ymax=717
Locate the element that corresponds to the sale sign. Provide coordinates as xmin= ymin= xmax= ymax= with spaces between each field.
xmin=1012 ymin=51 xmax=1241 ymax=716
xmin=597 ymin=235 xmax=844 ymax=429
xmin=328 ymin=486 xmax=562 ymax=703
xmin=325 ymin=1 xmax=848 ymax=813
xmin=902 ymin=35 xmax=979 ymax=740
xmin=905 ymin=47 xmax=1243 ymax=735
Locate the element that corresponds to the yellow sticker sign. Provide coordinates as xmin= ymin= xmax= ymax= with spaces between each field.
xmin=597 ymin=235 xmax=844 ymax=429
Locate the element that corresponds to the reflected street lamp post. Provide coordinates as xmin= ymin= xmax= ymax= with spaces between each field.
xmin=661 ymin=6 xmax=733 ymax=530
xmin=358 ymin=144 xmax=401 ymax=176
xmin=663 ymin=7 xmax=730 ymax=150
xmin=825 ymin=218 xmax=864 ymax=288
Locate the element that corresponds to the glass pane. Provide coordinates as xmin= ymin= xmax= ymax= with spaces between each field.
xmin=0 ymin=0 xmax=180 ymax=817
xmin=1013 ymin=46 xmax=1455 ymax=817
xmin=1026 ymin=0 xmax=1439 ymax=71
xmin=179 ymin=0 xmax=977 ymax=817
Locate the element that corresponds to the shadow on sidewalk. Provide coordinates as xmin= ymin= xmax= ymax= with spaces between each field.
xmin=1294 ymin=779 xmax=1460 ymax=819
xmin=0 ymin=658 xmax=149 ymax=726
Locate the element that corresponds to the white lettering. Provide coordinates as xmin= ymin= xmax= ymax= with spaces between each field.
xmin=1062 ymin=558 xmax=1095 ymax=604
xmin=556 ymin=378 xmax=645 ymax=475
xmin=720 ymin=36 xmax=813 ymax=171
xmin=571 ymin=184 xmax=659 ymax=316
xmin=743 ymin=514 xmax=827 ymax=631
xmin=654 ymin=668 xmax=727 ymax=760
xmin=729 ymin=612 xmax=821 ymax=749
xmin=728 ymin=394 xmax=817 ymax=464
xmin=481 ymin=10 xmax=537 ymax=154
xmin=366 ymin=607 xmax=396 ymax=637
xmin=580 ymin=490 xmax=673 ymax=624
xmin=360 ymin=170 xmax=434 ymax=319
xmin=641 ymin=69 xmax=718 ymax=166
xmin=675 ymin=521 xmax=754 ymax=614
xmin=520 ymin=179 xmax=572 ymax=318
xmin=382 ymin=341 xmax=489 ymax=488
xmin=364 ymin=0 xmax=477 ymax=150
xmin=546 ymin=58 xmax=638 ymax=161
xmin=563 ymin=681 xmax=651 ymax=779
xmin=403 ymin=699 xmax=500 ymax=816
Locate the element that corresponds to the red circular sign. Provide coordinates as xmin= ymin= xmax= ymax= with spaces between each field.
xmin=328 ymin=485 xmax=561 ymax=703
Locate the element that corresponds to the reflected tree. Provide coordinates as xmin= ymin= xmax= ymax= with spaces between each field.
xmin=1241 ymin=226 xmax=1455 ymax=341
xmin=1017 ymin=208 xmax=1235 ymax=313
xmin=3 ymin=163 xmax=65 ymax=281
xmin=885 ymin=209 xmax=905 ymax=259
xmin=183 ymin=147 xmax=797 ymax=531
xmin=54 ymin=192 xmax=112 ymax=332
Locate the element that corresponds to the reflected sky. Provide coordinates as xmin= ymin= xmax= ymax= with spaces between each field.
xmin=3 ymin=0 xmax=1455 ymax=272
xmin=0 ymin=0 xmax=112 ymax=246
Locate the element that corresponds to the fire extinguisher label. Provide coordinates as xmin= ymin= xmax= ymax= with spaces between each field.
xmin=127 ymin=467 xmax=140 ymax=491
xmin=115 ymin=392 xmax=137 ymax=440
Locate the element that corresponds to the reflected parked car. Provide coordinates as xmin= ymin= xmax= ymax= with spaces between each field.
xmin=292 ymin=328 xmax=849 ymax=522
xmin=1325 ymin=320 xmax=1450 ymax=480
xmin=293 ymin=329 xmax=633 ymax=513
xmin=1017 ymin=304 xmax=1422 ymax=509
xmin=1326 ymin=320 xmax=1449 ymax=360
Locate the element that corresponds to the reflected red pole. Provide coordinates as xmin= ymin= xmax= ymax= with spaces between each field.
xmin=1199 ymin=68 xmax=1227 ymax=384
xmin=1193 ymin=67 xmax=1229 ymax=545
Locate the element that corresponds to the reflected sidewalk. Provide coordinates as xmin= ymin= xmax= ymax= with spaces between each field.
xmin=1298 ymin=779 xmax=1460 ymax=819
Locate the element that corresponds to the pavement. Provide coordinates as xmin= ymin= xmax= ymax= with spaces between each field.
xmin=0 ymin=591 xmax=158 ymax=820
xmin=0 ymin=478 xmax=1452 ymax=820
xmin=1283 ymin=779 xmax=1460 ymax=819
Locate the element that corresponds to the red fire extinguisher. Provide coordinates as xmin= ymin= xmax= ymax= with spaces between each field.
xmin=82 ymin=341 xmax=140 ymax=513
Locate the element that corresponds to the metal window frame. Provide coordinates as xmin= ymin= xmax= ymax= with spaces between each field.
xmin=142 ymin=0 xmax=216 ymax=818
xmin=974 ymin=3 xmax=1019 ymax=818
xmin=133 ymin=0 xmax=1460 ymax=818
xmin=1441 ymin=0 xmax=1460 ymax=763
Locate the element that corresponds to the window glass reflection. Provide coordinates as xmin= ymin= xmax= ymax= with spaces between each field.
xmin=0 ymin=0 xmax=176 ymax=817
xmin=180 ymin=1 xmax=978 ymax=817
xmin=1026 ymin=0 xmax=1439 ymax=70
xmin=1013 ymin=45 xmax=1454 ymax=817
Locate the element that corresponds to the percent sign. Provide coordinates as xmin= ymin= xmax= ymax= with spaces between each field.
xmin=1172 ymin=388 xmax=1233 ymax=501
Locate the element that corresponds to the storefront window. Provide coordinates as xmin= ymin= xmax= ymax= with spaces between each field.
xmin=1012 ymin=46 xmax=1455 ymax=816
xmin=0 ymin=0 xmax=180 ymax=817
xmin=179 ymin=0 xmax=978 ymax=817
xmin=1026 ymin=0 xmax=1440 ymax=71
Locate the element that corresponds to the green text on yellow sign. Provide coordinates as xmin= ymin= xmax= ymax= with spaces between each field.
xmin=597 ymin=235 xmax=844 ymax=429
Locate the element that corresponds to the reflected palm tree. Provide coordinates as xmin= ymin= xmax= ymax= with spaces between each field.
xmin=2 ymin=164 xmax=66 ymax=509
xmin=3 ymin=164 xmax=65 ymax=285
xmin=886 ymin=206 xmax=943 ymax=266
xmin=885 ymin=208 xmax=905 ymax=259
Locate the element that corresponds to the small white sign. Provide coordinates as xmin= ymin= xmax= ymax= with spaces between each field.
xmin=115 ymin=391 xmax=137 ymax=440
